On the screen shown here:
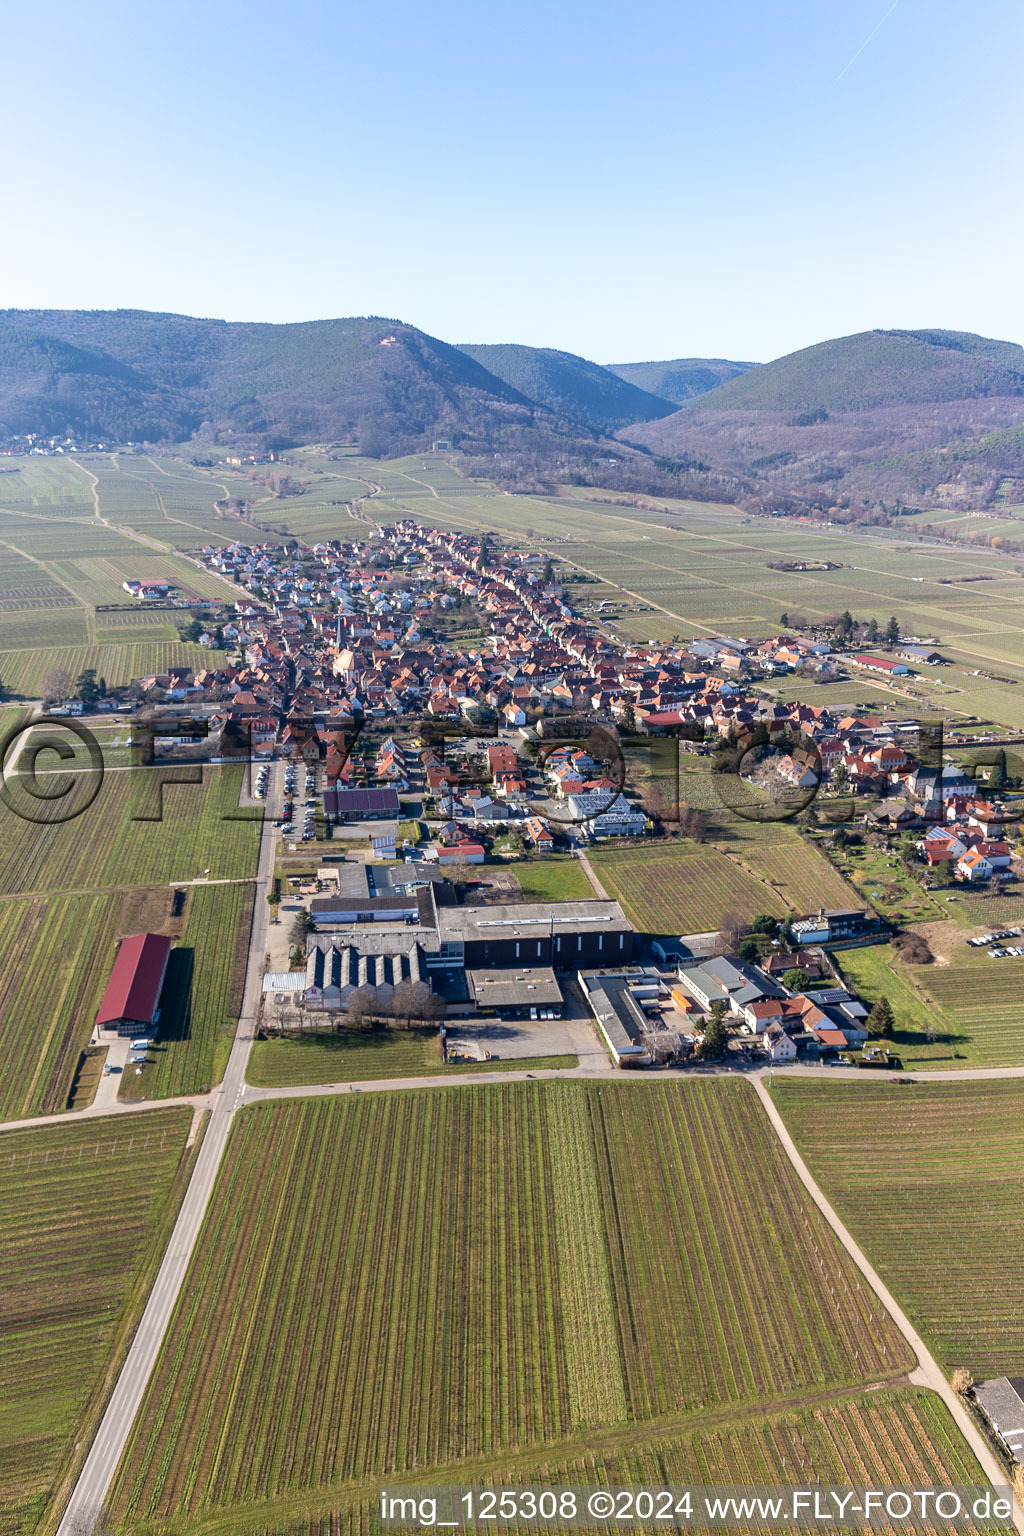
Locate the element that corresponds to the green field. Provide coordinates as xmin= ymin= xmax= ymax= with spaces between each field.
xmin=0 ymin=1108 xmax=194 ymax=1536
xmin=773 ymin=1078 xmax=1024 ymax=1380
xmin=246 ymin=1032 xmax=577 ymax=1086
xmin=109 ymin=1081 xmax=910 ymax=1527
xmin=508 ymin=857 xmax=594 ymax=902
xmin=0 ymin=764 xmax=260 ymax=895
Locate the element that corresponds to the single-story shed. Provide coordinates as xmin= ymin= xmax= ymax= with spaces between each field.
xmin=975 ymin=1377 xmax=1024 ymax=1464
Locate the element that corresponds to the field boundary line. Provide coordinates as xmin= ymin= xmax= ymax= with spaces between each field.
xmin=750 ymin=1074 xmax=1023 ymax=1533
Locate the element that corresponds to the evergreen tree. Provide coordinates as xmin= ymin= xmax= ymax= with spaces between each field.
xmin=782 ymin=968 xmax=813 ymax=992
xmin=697 ymin=1004 xmax=729 ymax=1061
xmin=989 ymin=749 xmax=1008 ymax=791
xmin=74 ymin=668 xmax=101 ymax=707
xmin=866 ymin=617 xmax=879 ymax=642
xmin=866 ymin=996 xmax=895 ymax=1038
xmin=885 ymin=615 xmax=900 ymax=644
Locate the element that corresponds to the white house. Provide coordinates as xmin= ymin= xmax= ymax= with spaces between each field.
xmin=763 ymin=1022 xmax=797 ymax=1063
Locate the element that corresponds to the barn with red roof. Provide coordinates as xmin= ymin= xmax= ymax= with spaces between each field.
xmin=96 ymin=932 xmax=171 ymax=1037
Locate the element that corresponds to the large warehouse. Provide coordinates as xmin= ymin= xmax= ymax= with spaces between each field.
xmin=96 ymin=932 xmax=171 ymax=1037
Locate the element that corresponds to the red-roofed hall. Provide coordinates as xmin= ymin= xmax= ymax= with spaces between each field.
xmin=96 ymin=932 xmax=171 ymax=1037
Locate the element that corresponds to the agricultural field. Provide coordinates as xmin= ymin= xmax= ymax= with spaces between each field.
xmin=119 ymin=883 xmax=255 ymax=1100
xmin=0 ymin=763 xmax=260 ymax=894
xmin=0 ymin=641 xmax=215 ymax=698
xmin=0 ymin=879 xmax=253 ymax=1122
xmin=0 ymin=1108 xmax=194 ymax=1536
xmin=836 ymin=935 xmax=1024 ymax=1071
xmin=773 ymin=1078 xmax=1024 ymax=1380
xmin=0 ymin=888 xmax=161 ymax=1121
xmin=0 ymin=454 xmax=237 ymax=689
xmin=246 ymin=1032 xmax=577 ymax=1086
xmin=507 ymin=857 xmax=594 ymax=902
xmin=588 ymin=829 xmax=855 ymax=935
xmin=109 ymin=1081 xmax=909 ymax=1526
xmin=161 ymin=1390 xmax=1008 ymax=1536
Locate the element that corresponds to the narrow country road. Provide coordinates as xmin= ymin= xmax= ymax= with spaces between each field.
xmin=577 ymin=849 xmax=610 ymax=898
xmin=55 ymin=807 xmax=275 ymax=1536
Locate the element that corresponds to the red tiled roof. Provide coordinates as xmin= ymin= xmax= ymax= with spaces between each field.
xmin=96 ymin=933 xmax=171 ymax=1027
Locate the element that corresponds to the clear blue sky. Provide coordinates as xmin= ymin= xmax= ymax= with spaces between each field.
xmin=2 ymin=0 xmax=1021 ymax=364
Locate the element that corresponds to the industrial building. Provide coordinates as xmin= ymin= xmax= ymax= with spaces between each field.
xmin=578 ymin=968 xmax=661 ymax=1063
xmin=434 ymin=900 xmax=633 ymax=970
xmin=467 ymin=968 xmax=563 ymax=1019
xmin=304 ymin=940 xmax=430 ymax=1011
xmin=323 ymin=785 xmax=400 ymax=821
xmin=96 ymin=932 xmax=171 ymax=1037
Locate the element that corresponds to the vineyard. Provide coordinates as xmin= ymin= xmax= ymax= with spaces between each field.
xmin=109 ymin=1081 xmax=910 ymax=1525
xmin=152 ymin=1390 xmax=1008 ymax=1536
xmin=0 ymin=1108 xmax=193 ymax=1536
xmin=0 ymin=890 xmax=134 ymax=1120
xmin=0 ymin=640 xmax=213 ymax=697
xmin=119 ymin=883 xmax=255 ymax=1100
xmin=0 ymin=765 xmax=260 ymax=894
xmin=916 ymin=954 xmax=1024 ymax=1069
xmin=591 ymin=842 xmax=787 ymax=933
xmin=774 ymin=1078 xmax=1024 ymax=1378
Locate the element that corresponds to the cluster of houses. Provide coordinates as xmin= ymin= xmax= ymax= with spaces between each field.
xmin=672 ymin=952 xmax=872 ymax=1063
xmin=83 ymin=521 xmax=1009 ymax=882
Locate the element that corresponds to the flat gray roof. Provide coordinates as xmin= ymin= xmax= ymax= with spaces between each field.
xmin=468 ymin=968 xmax=563 ymax=1008
xmin=439 ymin=899 xmax=629 ymax=940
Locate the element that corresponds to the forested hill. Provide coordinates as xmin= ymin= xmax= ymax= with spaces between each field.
xmin=455 ymin=342 xmax=676 ymax=431
xmin=676 ymin=329 xmax=1024 ymax=414
xmin=606 ymin=355 xmax=758 ymax=404
xmin=624 ymin=328 xmax=1024 ymax=520
xmin=0 ymin=311 xmax=560 ymax=452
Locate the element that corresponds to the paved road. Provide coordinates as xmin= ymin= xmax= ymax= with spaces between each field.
xmin=752 ymin=1078 xmax=1023 ymax=1535
xmin=55 ymin=805 xmax=275 ymax=1536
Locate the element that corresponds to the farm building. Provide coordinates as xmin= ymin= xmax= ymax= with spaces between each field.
xmin=850 ymin=654 xmax=910 ymax=676
xmin=96 ymin=932 xmax=171 ymax=1037
xmin=899 ymin=644 xmax=943 ymax=664
xmin=974 ymin=1378 xmax=1024 ymax=1465
xmin=323 ymin=785 xmax=400 ymax=821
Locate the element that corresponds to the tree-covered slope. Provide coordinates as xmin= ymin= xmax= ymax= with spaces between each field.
xmin=0 ymin=310 xmax=541 ymax=451
xmin=606 ymin=356 xmax=757 ymax=404
xmin=456 ymin=342 xmax=675 ymax=430
xmin=682 ymin=329 xmax=1024 ymax=414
